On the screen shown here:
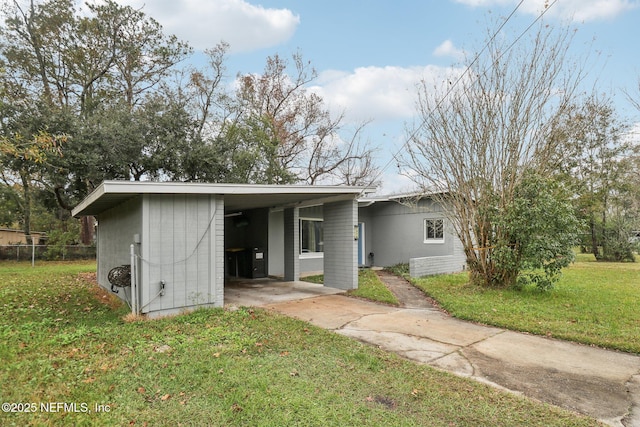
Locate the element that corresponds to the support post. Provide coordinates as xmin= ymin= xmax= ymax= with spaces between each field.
xmin=284 ymin=207 xmax=300 ymax=281
xmin=130 ymin=244 xmax=137 ymax=315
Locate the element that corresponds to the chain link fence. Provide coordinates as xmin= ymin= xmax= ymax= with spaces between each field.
xmin=0 ymin=245 xmax=96 ymax=262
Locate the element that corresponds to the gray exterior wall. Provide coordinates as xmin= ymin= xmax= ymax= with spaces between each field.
xmin=357 ymin=208 xmax=374 ymax=266
xmin=268 ymin=210 xmax=285 ymax=276
xmin=140 ymin=194 xmax=224 ymax=317
xmin=96 ymin=196 xmax=143 ymax=300
xmin=268 ymin=207 xmax=333 ymax=277
xmin=300 ymin=257 xmax=324 ymax=275
xmin=323 ymin=200 xmax=358 ymax=290
xmin=360 ymin=198 xmax=458 ymax=267
xmin=283 ymin=207 xmax=299 ymax=281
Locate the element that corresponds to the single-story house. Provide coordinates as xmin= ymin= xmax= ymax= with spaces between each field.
xmin=72 ymin=181 xmax=372 ymax=318
xmin=357 ymin=193 xmax=466 ymax=277
xmin=266 ymin=192 xmax=466 ymax=279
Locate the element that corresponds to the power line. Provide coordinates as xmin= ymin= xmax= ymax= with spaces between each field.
xmin=363 ymin=0 xmax=559 ymax=195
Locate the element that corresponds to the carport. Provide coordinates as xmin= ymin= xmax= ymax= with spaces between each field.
xmin=72 ymin=181 xmax=372 ymax=318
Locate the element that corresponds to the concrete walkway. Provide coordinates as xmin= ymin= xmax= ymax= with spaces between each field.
xmin=260 ymin=273 xmax=640 ymax=427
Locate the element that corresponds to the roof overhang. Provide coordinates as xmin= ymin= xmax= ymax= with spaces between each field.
xmin=72 ymin=181 xmax=375 ymax=217
xmin=358 ymin=189 xmax=453 ymax=207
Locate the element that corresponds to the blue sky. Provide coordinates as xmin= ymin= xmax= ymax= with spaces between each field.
xmin=118 ymin=0 xmax=640 ymax=192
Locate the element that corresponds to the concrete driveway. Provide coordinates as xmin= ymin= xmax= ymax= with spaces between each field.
xmin=225 ymin=276 xmax=640 ymax=427
xmin=263 ymin=294 xmax=640 ymax=427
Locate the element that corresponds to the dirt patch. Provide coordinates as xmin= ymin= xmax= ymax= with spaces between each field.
xmin=365 ymin=395 xmax=397 ymax=410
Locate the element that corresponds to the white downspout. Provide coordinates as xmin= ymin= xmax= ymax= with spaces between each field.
xmin=130 ymin=244 xmax=137 ymax=315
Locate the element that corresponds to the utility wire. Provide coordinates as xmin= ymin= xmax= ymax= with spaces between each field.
xmin=361 ymin=0 xmax=559 ymax=196
xmin=135 ymin=202 xmax=218 ymax=267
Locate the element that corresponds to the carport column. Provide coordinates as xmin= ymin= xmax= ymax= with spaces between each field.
xmin=323 ymin=199 xmax=358 ymax=290
xmin=283 ymin=207 xmax=299 ymax=281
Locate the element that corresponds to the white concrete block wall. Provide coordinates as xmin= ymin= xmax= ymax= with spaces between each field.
xmin=323 ymin=200 xmax=358 ymax=290
xmin=212 ymin=197 xmax=225 ymax=306
xmin=409 ymin=235 xmax=467 ymax=277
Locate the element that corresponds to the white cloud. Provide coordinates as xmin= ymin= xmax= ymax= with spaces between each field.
xmin=453 ymin=0 xmax=638 ymax=22
xmin=433 ymin=40 xmax=465 ymax=61
xmin=377 ymin=170 xmax=421 ymax=195
xmin=115 ymin=0 xmax=300 ymax=52
xmin=309 ymin=65 xmax=457 ymax=123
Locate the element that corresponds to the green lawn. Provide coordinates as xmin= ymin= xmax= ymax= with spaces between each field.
xmin=412 ymin=254 xmax=640 ymax=354
xmin=304 ymin=269 xmax=399 ymax=305
xmin=0 ymin=261 xmax=600 ymax=426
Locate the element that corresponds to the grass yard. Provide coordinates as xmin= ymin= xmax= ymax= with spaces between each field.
xmin=304 ymin=269 xmax=399 ymax=305
xmin=412 ymin=253 xmax=640 ymax=354
xmin=0 ymin=261 xmax=600 ymax=426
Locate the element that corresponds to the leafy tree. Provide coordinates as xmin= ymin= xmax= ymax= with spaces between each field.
xmin=0 ymin=182 xmax=21 ymax=226
xmin=493 ymin=172 xmax=580 ymax=290
xmin=186 ymin=42 xmax=232 ymax=141
xmin=550 ymin=96 xmax=636 ymax=261
xmin=0 ymin=93 xmax=67 ymax=242
xmin=402 ymin=20 xmax=588 ymax=288
xmin=43 ymin=226 xmax=79 ymax=260
xmin=0 ymin=130 xmax=66 ymax=243
xmin=1 ymin=0 xmax=192 ymax=208
xmin=230 ymin=52 xmax=378 ymax=185
xmin=1 ymin=0 xmax=380 ymax=243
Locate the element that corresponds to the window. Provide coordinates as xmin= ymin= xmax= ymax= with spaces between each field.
xmin=424 ymin=218 xmax=444 ymax=243
xmin=300 ymin=219 xmax=323 ymax=254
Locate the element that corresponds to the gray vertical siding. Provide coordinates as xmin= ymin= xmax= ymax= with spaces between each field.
xmin=141 ymin=194 xmax=223 ymax=317
xmin=96 ymin=196 xmax=143 ymax=299
xmin=323 ymin=200 xmax=358 ymax=290
xmin=283 ymin=207 xmax=299 ymax=281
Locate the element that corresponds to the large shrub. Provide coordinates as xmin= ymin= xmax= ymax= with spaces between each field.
xmin=490 ymin=173 xmax=581 ymax=291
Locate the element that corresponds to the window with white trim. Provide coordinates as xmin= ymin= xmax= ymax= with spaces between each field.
xmin=300 ymin=218 xmax=323 ymax=254
xmin=424 ymin=218 xmax=444 ymax=243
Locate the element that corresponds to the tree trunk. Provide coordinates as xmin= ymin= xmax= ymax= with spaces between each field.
xmin=19 ymin=169 xmax=32 ymax=245
xmin=589 ymin=216 xmax=600 ymax=260
xmin=80 ymin=216 xmax=94 ymax=245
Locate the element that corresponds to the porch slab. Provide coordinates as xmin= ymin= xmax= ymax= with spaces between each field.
xmin=224 ymin=278 xmax=344 ymax=307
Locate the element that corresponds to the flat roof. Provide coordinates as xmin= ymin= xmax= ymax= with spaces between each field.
xmin=72 ymin=181 xmax=374 ymax=217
